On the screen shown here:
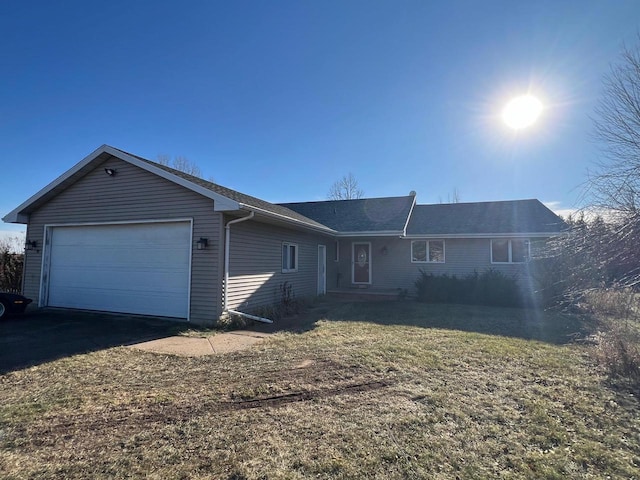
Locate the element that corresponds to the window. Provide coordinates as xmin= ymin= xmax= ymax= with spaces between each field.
xmin=334 ymin=241 xmax=339 ymax=262
xmin=411 ymin=240 xmax=445 ymax=263
xmin=491 ymin=239 xmax=528 ymax=264
xmin=282 ymin=242 xmax=298 ymax=273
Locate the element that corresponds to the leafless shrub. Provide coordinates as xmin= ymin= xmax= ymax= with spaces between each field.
xmin=530 ymin=213 xmax=640 ymax=309
xmin=593 ymin=321 xmax=640 ymax=388
xmin=583 ymin=288 xmax=639 ymax=321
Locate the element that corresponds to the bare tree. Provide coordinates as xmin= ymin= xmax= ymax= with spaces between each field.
xmin=327 ymin=173 xmax=364 ymax=200
xmin=157 ymin=154 xmax=203 ymax=178
xmin=589 ymin=41 xmax=640 ymax=214
xmin=587 ymin=40 xmax=640 ymax=289
xmin=538 ymin=39 xmax=640 ymax=305
xmin=449 ymin=187 xmax=461 ymax=204
xmin=438 ymin=188 xmax=461 ymax=204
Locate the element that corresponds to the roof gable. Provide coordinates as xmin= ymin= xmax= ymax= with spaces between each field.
xmin=3 ymin=145 xmax=334 ymax=234
xmin=406 ymin=199 xmax=567 ymax=236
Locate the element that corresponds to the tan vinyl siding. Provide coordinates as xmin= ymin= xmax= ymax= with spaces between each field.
xmin=226 ymin=219 xmax=329 ymax=311
xmin=333 ymin=236 xmax=547 ymax=293
xmin=23 ymin=156 xmax=222 ymax=325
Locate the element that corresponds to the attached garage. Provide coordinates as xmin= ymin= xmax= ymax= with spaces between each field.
xmin=42 ymin=221 xmax=192 ymax=318
xmin=3 ymin=145 xmax=337 ymax=325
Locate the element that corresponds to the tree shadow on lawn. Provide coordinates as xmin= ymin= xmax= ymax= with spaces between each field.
xmin=309 ymin=300 xmax=596 ymax=345
xmin=0 ymin=309 xmax=191 ymax=374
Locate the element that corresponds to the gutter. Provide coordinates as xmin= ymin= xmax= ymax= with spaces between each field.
xmin=334 ymin=230 xmax=404 ymax=237
xmin=401 ymin=232 xmax=562 ymax=239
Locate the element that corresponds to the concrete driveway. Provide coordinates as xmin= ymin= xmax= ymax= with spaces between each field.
xmin=0 ymin=309 xmax=190 ymax=374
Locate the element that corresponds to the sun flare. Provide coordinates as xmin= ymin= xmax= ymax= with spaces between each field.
xmin=502 ymin=94 xmax=543 ymax=130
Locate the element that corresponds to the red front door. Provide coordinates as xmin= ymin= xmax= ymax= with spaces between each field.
xmin=352 ymin=243 xmax=371 ymax=284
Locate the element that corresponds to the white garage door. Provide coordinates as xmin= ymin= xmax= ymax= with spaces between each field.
xmin=46 ymin=222 xmax=191 ymax=318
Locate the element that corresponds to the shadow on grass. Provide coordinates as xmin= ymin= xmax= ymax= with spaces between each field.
xmin=0 ymin=309 xmax=192 ymax=374
xmin=286 ymin=299 xmax=596 ymax=346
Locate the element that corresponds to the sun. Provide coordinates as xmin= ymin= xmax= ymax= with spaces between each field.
xmin=502 ymin=94 xmax=543 ymax=130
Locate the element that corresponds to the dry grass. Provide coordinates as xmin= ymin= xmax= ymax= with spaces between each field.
xmin=1 ymin=301 xmax=639 ymax=479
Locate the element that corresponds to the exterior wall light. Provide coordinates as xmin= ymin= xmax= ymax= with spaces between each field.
xmin=196 ymin=237 xmax=208 ymax=250
xmin=104 ymin=168 xmax=117 ymax=176
xmin=25 ymin=240 xmax=37 ymax=251
xmin=381 ymin=246 xmax=388 ymax=256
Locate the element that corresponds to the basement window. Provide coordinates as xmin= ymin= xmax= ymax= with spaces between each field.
xmin=282 ymin=242 xmax=298 ymax=273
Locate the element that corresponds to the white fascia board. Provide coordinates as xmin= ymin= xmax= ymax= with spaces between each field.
xmin=335 ymin=231 xmax=404 ymax=237
xmin=239 ymin=203 xmax=336 ymax=235
xmin=402 ymin=232 xmax=560 ymax=239
xmin=2 ymin=145 xmax=241 ymax=225
xmin=3 ymin=144 xmax=112 ymax=224
xmin=2 ymin=212 xmax=28 ymax=224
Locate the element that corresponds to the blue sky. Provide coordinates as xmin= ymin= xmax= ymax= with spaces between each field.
xmin=2 ymin=0 xmax=639 ymax=237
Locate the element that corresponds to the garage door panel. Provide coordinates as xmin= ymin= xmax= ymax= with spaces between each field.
xmin=49 ymin=286 xmax=186 ymax=317
xmin=47 ymin=222 xmax=191 ymax=318
xmin=50 ymin=268 xmax=186 ymax=292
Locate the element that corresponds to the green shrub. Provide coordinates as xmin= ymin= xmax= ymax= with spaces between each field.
xmin=414 ymin=269 xmax=525 ymax=307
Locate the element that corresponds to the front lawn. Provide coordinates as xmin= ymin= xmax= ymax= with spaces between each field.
xmin=1 ymin=301 xmax=638 ymax=479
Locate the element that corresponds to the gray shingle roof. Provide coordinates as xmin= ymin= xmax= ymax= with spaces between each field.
xmin=406 ymin=199 xmax=566 ymax=235
xmin=111 ymin=147 xmax=333 ymax=232
xmin=279 ymin=196 xmax=415 ymax=233
xmin=112 ymin=148 xmax=565 ymax=237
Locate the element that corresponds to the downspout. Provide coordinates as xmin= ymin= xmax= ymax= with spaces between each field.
xmin=223 ymin=212 xmax=272 ymax=324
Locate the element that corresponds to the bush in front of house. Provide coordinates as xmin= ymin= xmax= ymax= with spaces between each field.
xmin=0 ymin=238 xmax=23 ymax=293
xmin=414 ymin=269 xmax=524 ymax=308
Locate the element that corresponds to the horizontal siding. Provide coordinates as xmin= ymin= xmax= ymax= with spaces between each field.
xmin=226 ymin=220 xmax=330 ymax=312
xmin=24 ymin=157 xmax=222 ymax=325
xmin=331 ymin=236 xmax=547 ymax=293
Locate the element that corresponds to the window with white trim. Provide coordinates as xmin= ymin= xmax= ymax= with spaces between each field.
xmin=411 ymin=240 xmax=445 ymax=263
xmin=491 ymin=239 xmax=529 ymax=264
xmin=282 ymin=242 xmax=298 ymax=273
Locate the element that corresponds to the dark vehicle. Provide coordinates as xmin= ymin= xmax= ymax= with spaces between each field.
xmin=0 ymin=293 xmax=32 ymax=319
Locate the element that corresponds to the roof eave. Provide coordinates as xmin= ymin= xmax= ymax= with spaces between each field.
xmin=402 ymin=231 xmax=564 ymax=239
xmin=335 ymin=230 xmax=405 ymax=237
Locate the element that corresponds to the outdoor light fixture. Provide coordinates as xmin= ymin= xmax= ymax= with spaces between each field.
xmin=196 ymin=237 xmax=208 ymax=250
xmin=381 ymin=246 xmax=388 ymax=256
xmin=25 ymin=240 xmax=37 ymax=251
xmin=104 ymin=168 xmax=117 ymax=176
